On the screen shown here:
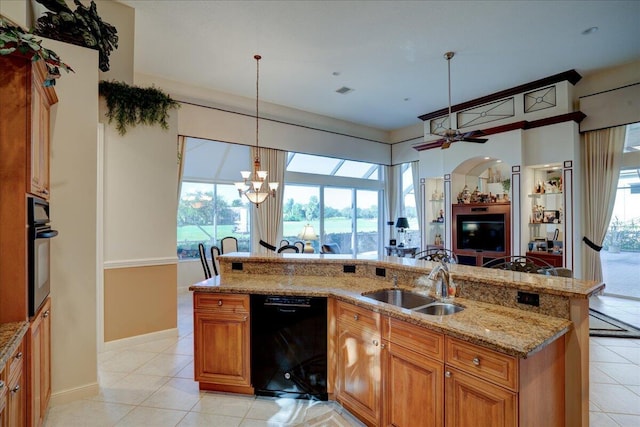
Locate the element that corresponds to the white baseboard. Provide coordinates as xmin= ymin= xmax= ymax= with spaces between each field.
xmin=103 ymin=328 xmax=179 ymax=352
xmin=50 ymin=382 xmax=100 ymax=406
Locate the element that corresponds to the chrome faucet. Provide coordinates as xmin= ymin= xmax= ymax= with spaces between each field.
xmin=427 ymin=260 xmax=452 ymax=301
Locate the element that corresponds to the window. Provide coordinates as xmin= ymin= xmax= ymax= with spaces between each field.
xmin=283 ymin=153 xmax=383 ymax=255
xmin=177 ymin=182 xmax=250 ymax=258
xmin=601 ymin=123 xmax=640 ymax=298
xmin=400 ymin=163 xmax=420 ymax=247
xmin=177 ymin=138 xmax=252 ymax=258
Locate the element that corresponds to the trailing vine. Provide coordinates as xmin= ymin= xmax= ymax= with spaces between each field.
xmin=99 ymin=80 xmax=180 ymax=135
xmin=0 ymin=16 xmax=73 ymax=86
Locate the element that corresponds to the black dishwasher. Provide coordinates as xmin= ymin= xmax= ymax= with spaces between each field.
xmin=250 ymin=295 xmax=328 ymax=400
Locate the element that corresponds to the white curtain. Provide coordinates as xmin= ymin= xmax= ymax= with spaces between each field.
xmin=581 ymin=125 xmax=626 ymax=282
xmin=411 ymin=161 xmax=422 ymax=246
xmin=252 ymin=147 xmax=286 ymax=253
xmin=384 ymin=165 xmax=403 ymax=243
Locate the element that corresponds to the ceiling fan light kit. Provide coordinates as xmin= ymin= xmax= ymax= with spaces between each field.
xmin=429 ymin=51 xmax=488 ymax=149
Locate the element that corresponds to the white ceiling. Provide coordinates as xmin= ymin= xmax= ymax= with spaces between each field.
xmin=119 ymin=0 xmax=640 ymax=131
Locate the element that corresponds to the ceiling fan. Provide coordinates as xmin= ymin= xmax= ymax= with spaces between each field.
xmin=427 ymin=52 xmax=488 ymax=149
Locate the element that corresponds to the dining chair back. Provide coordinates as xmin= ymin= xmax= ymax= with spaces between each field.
xmin=198 ymin=243 xmax=211 ymax=279
xmin=481 ymin=255 xmax=558 ymax=276
xmin=277 ymin=245 xmax=300 ymax=253
xmin=413 ymin=248 xmax=458 ymax=263
xmin=220 ymin=236 xmax=238 ymax=254
xmin=293 ymin=241 xmax=305 ymax=253
xmin=210 ymin=245 xmax=221 ymax=276
xmin=321 ymin=243 xmax=341 ymax=254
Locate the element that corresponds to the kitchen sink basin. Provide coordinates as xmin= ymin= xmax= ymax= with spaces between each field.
xmin=362 ymin=289 xmax=436 ymax=309
xmin=413 ymin=303 xmax=464 ymax=316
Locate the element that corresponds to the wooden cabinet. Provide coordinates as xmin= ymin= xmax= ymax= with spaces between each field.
xmin=193 ymin=293 xmax=252 ymax=394
xmin=445 ymin=337 xmax=565 ymax=427
xmin=0 ymin=54 xmax=56 ymax=324
xmin=452 ymin=203 xmax=511 ymax=266
xmin=27 ymin=297 xmax=51 ymax=427
xmin=445 ymin=367 xmax=517 ymax=427
xmin=383 ymin=318 xmax=444 ymax=427
xmin=0 ymin=365 xmax=6 ymax=427
xmin=335 ymin=302 xmax=383 ymax=427
xmin=28 ymin=65 xmax=56 ymax=200
xmin=525 ymin=251 xmax=563 ymax=267
xmin=6 ymin=340 xmax=26 ymax=427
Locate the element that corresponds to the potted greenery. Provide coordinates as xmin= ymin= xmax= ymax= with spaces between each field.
xmin=0 ymin=16 xmax=73 ymax=86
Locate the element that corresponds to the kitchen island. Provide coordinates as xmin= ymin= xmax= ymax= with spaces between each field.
xmin=190 ymin=252 xmax=603 ymax=427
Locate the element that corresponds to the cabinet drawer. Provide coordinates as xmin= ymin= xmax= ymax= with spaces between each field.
xmin=194 ymin=293 xmax=249 ymax=313
xmin=6 ymin=341 xmax=24 ymax=383
xmin=336 ymin=301 xmax=380 ymax=334
xmin=387 ymin=318 xmax=444 ymax=362
xmin=446 ymin=337 xmax=517 ymax=391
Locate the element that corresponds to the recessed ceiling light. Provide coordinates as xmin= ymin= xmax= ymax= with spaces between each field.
xmin=544 ymin=164 xmax=550 ymax=167
xmin=582 ymin=26 xmax=598 ymax=35
xmin=335 ymin=86 xmax=354 ymax=95
xmin=484 ymin=157 xmax=491 ymax=160
xmin=404 ymin=98 xmax=410 ymax=102
xmin=332 ymin=71 xmax=340 ymax=76
xmin=496 ymin=160 xmax=502 ymax=163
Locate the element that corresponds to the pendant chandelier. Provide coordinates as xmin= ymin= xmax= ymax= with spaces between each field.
xmin=235 ymin=54 xmax=278 ymax=206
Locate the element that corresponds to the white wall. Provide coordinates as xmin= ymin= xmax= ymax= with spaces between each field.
xmin=102 ymin=105 xmax=178 ymax=264
xmin=47 ymin=38 xmax=100 ymax=403
xmin=136 ymin=73 xmax=393 ymax=165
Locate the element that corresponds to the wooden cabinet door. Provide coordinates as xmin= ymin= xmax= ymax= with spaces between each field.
xmin=336 ymin=302 xmax=382 ymax=427
xmin=28 ymin=298 xmax=51 ymax=427
xmin=383 ymin=341 xmax=443 ymax=427
xmin=445 ymin=367 xmax=517 ymax=427
xmin=7 ymin=342 xmax=26 ymax=427
xmin=28 ymin=61 xmax=56 ymax=200
xmin=0 ymin=373 xmax=6 ymax=427
xmin=194 ymin=311 xmax=252 ymax=393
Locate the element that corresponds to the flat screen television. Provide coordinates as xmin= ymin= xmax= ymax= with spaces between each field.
xmin=456 ymin=213 xmax=506 ymax=252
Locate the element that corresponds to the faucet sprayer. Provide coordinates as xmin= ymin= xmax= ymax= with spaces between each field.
xmin=427 ymin=259 xmax=454 ymax=301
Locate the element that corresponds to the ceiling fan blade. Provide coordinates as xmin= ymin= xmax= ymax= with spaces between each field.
xmin=462 ymin=137 xmax=488 ymax=143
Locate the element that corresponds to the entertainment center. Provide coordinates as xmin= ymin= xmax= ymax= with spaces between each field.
xmin=452 ymin=203 xmax=511 ymax=266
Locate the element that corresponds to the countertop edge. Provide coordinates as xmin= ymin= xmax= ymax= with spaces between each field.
xmin=0 ymin=321 xmax=30 ymax=372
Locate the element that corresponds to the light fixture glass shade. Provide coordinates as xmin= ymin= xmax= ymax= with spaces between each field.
xmin=240 ymin=171 xmax=251 ymax=179
xmin=245 ymin=191 xmax=269 ymax=204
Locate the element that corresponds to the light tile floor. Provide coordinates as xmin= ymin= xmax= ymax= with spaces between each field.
xmin=45 ymin=291 xmax=639 ymax=426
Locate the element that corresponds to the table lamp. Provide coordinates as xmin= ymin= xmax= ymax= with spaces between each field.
xmin=297 ymin=224 xmax=318 ymax=253
xmin=395 ymin=217 xmax=410 ymax=247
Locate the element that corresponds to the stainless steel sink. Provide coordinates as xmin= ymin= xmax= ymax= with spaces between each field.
xmin=362 ymin=289 xmax=436 ymax=309
xmin=413 ymin=303 xmax=464 ymax=316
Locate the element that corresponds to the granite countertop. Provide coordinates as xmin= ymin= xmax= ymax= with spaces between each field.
xmin=190 ymin=274 xmax=572 ymax=359
xmin=0 ymin=321 xmax=29 ymax=372
xmin=217 ymin=252 xmax=604 ymax=299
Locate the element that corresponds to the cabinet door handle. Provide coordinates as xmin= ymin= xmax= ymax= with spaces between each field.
xmin=43 ymin=310 xmax=50 ymax=318
xmin=15 ymin=351 xmax=23 ymax=360
xmin=243 ymin=315 xmax=248 ymax=322
xmin=372 ymin=339 xmax=379 ymax=346
xmin=217 ymin=300 xmax=223 ymax=306
xmin=380 ymin=343 xmax=386 ymax=349
xmin=0 ymin=380 xmax=4 ymax=389
xmin=11 ymin=385 xmax=20 ymax=393
xmin=353 ymin=314 xmax=359 ymax=321
xmin=472 ymin=357 xmax=481 ymax=366
xmin=445 ymin=371 xmax=451 ymax=378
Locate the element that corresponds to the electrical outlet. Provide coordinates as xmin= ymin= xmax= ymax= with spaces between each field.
xmin=343 ymin=265 xmax=356 ymax=273
xmin=231 ymin=262 xmax=243 ymax=271
xmin=375 ymin=267 xmax=386 ymax=277
xmin=517 ymin=291 xmax=539 ymax=306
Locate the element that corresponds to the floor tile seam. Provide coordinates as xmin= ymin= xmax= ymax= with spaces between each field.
xmin=622 ymin=384 xmax=640 ymax=397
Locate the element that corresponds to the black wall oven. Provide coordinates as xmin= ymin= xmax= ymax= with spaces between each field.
xmin=28 ymin=196 xmax=58 ymax=317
